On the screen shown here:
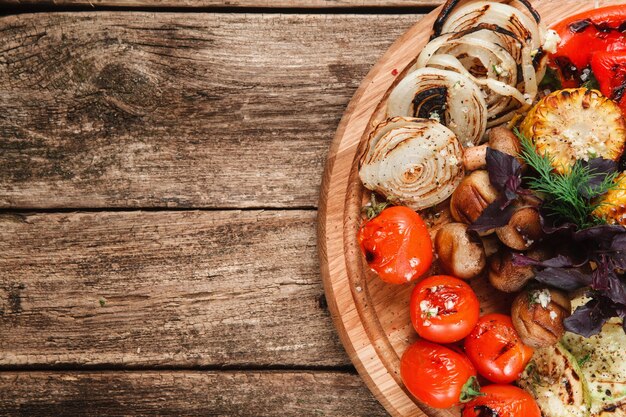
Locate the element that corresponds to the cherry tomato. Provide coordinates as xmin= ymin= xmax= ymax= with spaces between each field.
xmin=410 ymin=275 xmax=480 ymax=343
xmin=401 ymin=340 xmax=479 ymax=409
xmin=358 ymin=206 xmax=433 ymax=284
xmin=464 ymin=314 xmax=534 ymax=384
xmin=462 ymin=385 xmax=541 ymax=417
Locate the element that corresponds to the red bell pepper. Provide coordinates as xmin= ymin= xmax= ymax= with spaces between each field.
xmin=590 ymin=51 xmax=626 ymax=113
xmin=552 ymin=5 xmax=626 ymax=71
xmin=548 ymin=5 xmax=626 ymax=113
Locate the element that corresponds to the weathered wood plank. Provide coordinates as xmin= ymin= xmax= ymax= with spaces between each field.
xmin=0 ymin=13 xmax=421 ymax=209
xmin=0 ymin=371 xmax=388 ymax=416
xmin=1 ymin=0 xmax=441 ymax=8
xmin=0 ymin=210 xmax=349 ymax=367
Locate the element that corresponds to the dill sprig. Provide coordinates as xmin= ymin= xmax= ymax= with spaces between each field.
xmin=514 ymin=129 xmax=620 ymax=228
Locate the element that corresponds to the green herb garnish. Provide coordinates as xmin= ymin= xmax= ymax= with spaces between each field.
xmin=577 ymin=353 xmax=592 ymax=367
xmin=582 ymin=71 xmax=601 ymax=90
xmin=515 ymin=129 xmax=620 ymax=228
xmin=539 ymin=66 xmax=562 ymax=91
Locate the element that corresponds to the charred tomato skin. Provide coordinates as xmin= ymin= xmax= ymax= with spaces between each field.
xmin=410 ymin=275 xmax=480 ymax=343
xmin=461 ymin=385 xmax=541 ymax=417
xmin=401 ymin=340 xmax=477 ymax=409
xmin=358 ymin=206 xmax=433 ymax=284
xmin=464 ymin=314 xmax=534 ymax=384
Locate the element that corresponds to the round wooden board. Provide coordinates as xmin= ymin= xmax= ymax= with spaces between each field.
xmin=317 ymin=1 xmax=626 ymax=416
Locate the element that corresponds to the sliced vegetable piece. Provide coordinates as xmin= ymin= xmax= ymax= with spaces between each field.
xmin=520 ymin=88 xmax=626 ymax=174
xmin=387 ymin=68 xmax=487 ymax=146
xmin=435 ymin=1 xmax=544 ymax=50
xmin=359 ymin=117 xmax=465 ymax=211
xmin=593 ymin=172 xmax=626 ymax=226
xmin=562 ymin=294 xmax=626 ymax=417
xmin=590 ymin=51 xmax=626 ymax=115
xmin=517 ymin=343 xmax=591 ymax=417
xmin=551 ymin=5 xmax=626 ymax=72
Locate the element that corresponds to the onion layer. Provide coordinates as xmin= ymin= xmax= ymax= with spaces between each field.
xmin=437 ymin=1 xmax=543 ymax=50
xmin=387 ymin=67 xmax=487 ymax=146
xmin=359 ymin=117 xmax=465 ymax=211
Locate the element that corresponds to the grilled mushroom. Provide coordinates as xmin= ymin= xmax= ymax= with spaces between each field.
xmin=450 ymin=170 xmax=499 ymax=226
xmin=463 ymin=126 xmax=523 ymax=171
xmin=487 ymin=245 xmax=551 ymax=293
xmin=435 ymin=223 xmax=486 ymax=279
xmin=488 ymin=249 xmax=535 ymax=293
xmin=512 ymin=288 xmax=571 ymax=348
xmin=496 ymin=207 xmax=543 ymax=250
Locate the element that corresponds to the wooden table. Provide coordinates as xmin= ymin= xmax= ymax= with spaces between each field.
xmin=0 ymin=1 xmax=440 ymax=414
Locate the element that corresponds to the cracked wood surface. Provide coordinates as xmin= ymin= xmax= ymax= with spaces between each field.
xmin=0 ymin=210 xmax=350 ymax=367
xmin=0 ymin=371 xmax=388 ymax=416
xmin=0 ymin=12 xmax=421 ymax=209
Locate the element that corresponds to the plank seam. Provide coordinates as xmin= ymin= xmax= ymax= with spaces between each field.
xmin=0 ymin=364 xmax=358 ymax=373
xmin=0 ymin=206 xmax=318 ymax=214
xmin=0 ymin=5 xmax=436 ymax=15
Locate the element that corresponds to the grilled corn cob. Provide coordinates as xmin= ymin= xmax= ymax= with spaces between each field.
xmin=520 ymin=89 xmax=626 ymax=174
xmin=594 ymin=172 xmax=626 ymax=226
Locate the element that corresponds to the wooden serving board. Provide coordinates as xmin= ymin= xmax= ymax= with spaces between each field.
xmin=317 ymin=1 xmax=625 ymax=416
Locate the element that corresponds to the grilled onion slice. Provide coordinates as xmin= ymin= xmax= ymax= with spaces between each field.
xmin=435 ymin=1 xmax=543 ymax=50
xmin=387 ymin=68 xmax=487 ymax=145
xmin=359 ymin=117 xmax=465 ymax=211
xmin=414 ymin=29 xmax=525 ymax=119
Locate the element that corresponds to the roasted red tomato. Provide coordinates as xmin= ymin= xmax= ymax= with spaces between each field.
xmin=401 ymin=340 xmax=480 ymax=409
xmin=461 ymin=385 xmax=541 ymax=417
xmin=410 ymin=275 xmax=480 ymax=344
xmin=464 ymin=314 xmax=534 ymax=384
xmin=358 ymin=205 xmax=433 ymax=284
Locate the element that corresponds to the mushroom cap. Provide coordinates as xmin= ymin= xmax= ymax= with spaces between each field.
xmin=450 ymin=170 xmax=499 ymax=226
xmin=511 ymin=288 xmax=571 ymax=348
xmin=435 ymin=222 xmax=486 ymax=280
xmin=496 ymin=207 xmax=543 ymax=250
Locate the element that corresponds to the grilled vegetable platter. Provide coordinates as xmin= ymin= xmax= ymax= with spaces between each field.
xmin=353 ymin=1 xmax=626 ymax=416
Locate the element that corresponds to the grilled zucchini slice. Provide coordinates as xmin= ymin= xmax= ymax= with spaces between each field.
xmin=562 ymin=315 xmax=626 ymax=416
xmin=520 ymin=89 xmax=626 ymax=174
xmin=593 ymin=172 xmax=626 ymax=226
xmin=517 ymin=342 xmax=591 ymax=417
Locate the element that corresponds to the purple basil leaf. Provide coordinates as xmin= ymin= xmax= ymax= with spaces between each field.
xmin=581 ymin=157 xmax=618 ymax=176
xmin=611 ymin=234 xmax=626 ymax=251
xmin=592 ymin=257 xmax=613 ymax=289
xmin=574 ymin=224 xmax=626 ymax=243
xmin=534 ymin=267 xmax=592 ymax=291
xmin=606 ymin=272 xmax=626 ymax=305
xmin=564 ymin=298 xmax=614 ymax=337
xmin=468 ymin=197 xmax=517 ymax=233
xmin=540 ymin=217 xmax=578 ymax=236
xmin=578 ymin=158 xmax=617 ymax=199
xmin=486 ymin=148 xmax=522 ymax=192
xmin=512 ymin=253 xmax=574 ymax=268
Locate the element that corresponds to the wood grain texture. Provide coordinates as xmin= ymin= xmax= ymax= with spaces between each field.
xmin=0 ymin=0 xmax=442 ymax=8
xmin=318 ymin=1 xmax=626 ymax=417
xmin=0 ymin=209 xmax=350 ymax=367
xmin=0 ymin=371 xmax=388 ymax=416
xmin=0 ymin=12 xmax=421 ymax=209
